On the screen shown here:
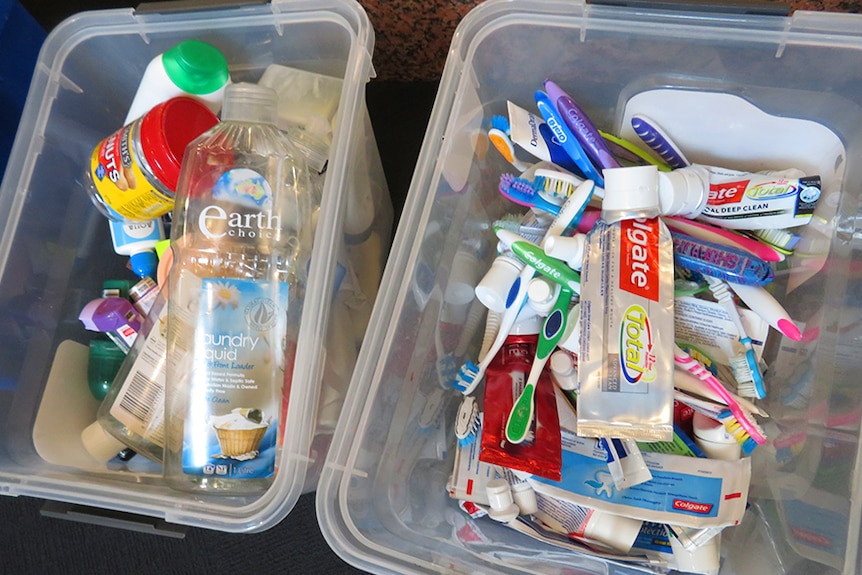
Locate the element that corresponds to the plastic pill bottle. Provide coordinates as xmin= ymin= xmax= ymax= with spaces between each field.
xmin=85 ymin=97 xmax=219 ymax=221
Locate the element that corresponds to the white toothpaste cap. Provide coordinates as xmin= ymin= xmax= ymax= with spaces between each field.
xmin=549 ymin=350 xmax=578 ymax=391
xmin=475 ymin=254 xmax=524 ymax=313
xmin=556 ymin=305 xmax=581 ymax=355
xmin=510 ymin=481 xmax=539 ymax=515
xmin=526 ymin=276 xmax=559 ymax=316
xmin=692 ymin=412 xmax=742 ymax=460
xmin=486 ymin=479 xmax=520 ymax=523
xmin=669 ymin=531 xmax=721 ymax=575
xmin=583 ymin=509 xmax=643 ymax=554
xmin=601 ymin=165 xmax=660 ymax=222
xmin=658 ymin=165 xmax=710 ymax=218
xmin=542 ymin=234 xmax=586 ymax=271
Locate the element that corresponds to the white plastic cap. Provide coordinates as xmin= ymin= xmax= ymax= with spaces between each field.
xmin=669 ymin=532 xmax=721 ymax=575
xmin=557 ymin=305 xmax=581 ymax=354
xmin=658 ymin=165 xmax=710 ymax=218
xmin=549 ymin=350 xmax=578 ymax=391
xmin=583 ymin=510 xmax=644 ymax=553
xmin=486 ymin=479 xmax=520 ymax=523
xmin=542 ymin=234 xmax=586 ymax=271
xmin=475 ymin=255 xmax=523 ymax=313
xmin=510 ymin=482 xmax=538 ymax=515
xmin=601 ymin=165 xmax=660 ymax=222
xmin=81 ymin=421 xmax=127 ymax=462
xmin=526 ymin=277 xmax=559 ymax=316
xmin=692 ymin=412 xmax=742 ymax=460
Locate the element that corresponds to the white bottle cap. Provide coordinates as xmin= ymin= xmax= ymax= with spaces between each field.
xmin=583 ymin=509 xmax=643 ymax=553
xmin=557 ymin=305 xmax=581 ymax=354
xmin=475 ymin=255 xmax=524 ymax=313
xmin=485 ymin=479 xmax=520 ymax=523
xmin=669 ymin=531 xmax=721 ymax=575
xmin=526 ymin=276 xmax=559 ymax=316
xmin=693 ymin=412 xmax=742 ymax=460
xmin=658 ymin=165 xmax=710 ymax=218
xmin=81 ymin=421 xmax=127 ymax=462
xmin=510 ymin=482 xmax=538 ymax=515
xmin=549 ymin=350 xmax=578 ymax=391
xmin=542 ymin=234 xmax=586 ymax=271
xmin=601 ymin=165 xmax=660 ymax=223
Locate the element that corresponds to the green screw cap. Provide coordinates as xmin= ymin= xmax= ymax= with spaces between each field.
xmin=162 ymin=40 xmax=229 ymax=95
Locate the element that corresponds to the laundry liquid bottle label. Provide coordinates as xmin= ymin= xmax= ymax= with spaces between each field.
xmin=178 ymin=271 xmax=289 ymax=479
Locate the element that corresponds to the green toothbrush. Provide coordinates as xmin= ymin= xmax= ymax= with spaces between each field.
xmin=505 ymin=286 xmax=574 ymax=444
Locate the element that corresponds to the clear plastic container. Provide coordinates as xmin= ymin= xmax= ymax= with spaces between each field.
xmin=0 ymin=0 xmax=391 ymax=533
xmin=318 ymin=1 xmax=862 ymax=573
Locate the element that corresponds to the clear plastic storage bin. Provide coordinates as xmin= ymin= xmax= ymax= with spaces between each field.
xmin=318 ymin=0 xmax=862 ymax=573
xmin=0 ymin=0 xmax=391 ymax=532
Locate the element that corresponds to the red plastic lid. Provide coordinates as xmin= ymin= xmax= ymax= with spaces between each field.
xmin=139 ymin=97 xmax=219 ymax=192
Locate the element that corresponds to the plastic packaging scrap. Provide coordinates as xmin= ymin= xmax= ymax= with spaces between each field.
xmin=446 ymin=78 xmax=822 ymax=574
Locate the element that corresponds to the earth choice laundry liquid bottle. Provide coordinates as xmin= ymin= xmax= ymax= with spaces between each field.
xmin=165 ymin=83 xmax=312 ymax=494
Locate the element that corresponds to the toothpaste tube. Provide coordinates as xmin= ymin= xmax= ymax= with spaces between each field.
xmin=698 ymin=165 xmax=822 ymax=230
xmin=633 ymin=522 xmax=721 ymax=575
xmin=447 ymin=415 xmax=499 ymax=507
xmin=578 ymin=166 xmax=675 ymax=442
xmin=507 ymin=101 xmax=582 ymax=174
xmin=519 ymin=430 xmax=751 ymax=529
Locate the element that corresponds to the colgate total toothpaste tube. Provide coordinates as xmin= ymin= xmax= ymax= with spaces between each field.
xmin=577 ymin=165 xmax=675 ymax=442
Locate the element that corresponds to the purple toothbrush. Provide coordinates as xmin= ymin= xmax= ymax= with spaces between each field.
xmin=631 ymin=114 xmax=690 ymax=169
xmin=544 ymin=80 xmax=621 ymax=171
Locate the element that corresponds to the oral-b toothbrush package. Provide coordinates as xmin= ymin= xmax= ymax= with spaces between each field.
xmin=577 ymin=165 xmax=675 ymax=442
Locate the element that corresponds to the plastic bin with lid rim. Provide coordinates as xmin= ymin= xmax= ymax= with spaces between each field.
xmin=0 ymin=0 xmax=391 ymax=533
xmin=317 ymin=0 xmax=862 ymax=572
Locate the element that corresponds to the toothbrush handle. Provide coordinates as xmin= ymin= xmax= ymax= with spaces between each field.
xmin=506 ymin=288 xmax=572 ymax=443
xmin=631 ymin=114 xmax=689 ymax=169
xmin=673 ymin=346 xmax=766 ymax=444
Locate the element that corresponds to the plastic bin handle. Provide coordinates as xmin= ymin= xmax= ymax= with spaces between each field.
xmin=40 ymin=501 xmax=187 ymax=538
xmin=136 ymin=0 xmax=268 ymax=15
xmin=588 ymin=0 xmax=790 ymax=16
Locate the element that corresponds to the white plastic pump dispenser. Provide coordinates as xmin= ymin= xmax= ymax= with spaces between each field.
xmin=125 ymin=39 xmax=230 ymax=123
xmin=601 ymin=165 xmax=661 ymax=223
xmin=658 ymin=165 xmax=710 ymax=218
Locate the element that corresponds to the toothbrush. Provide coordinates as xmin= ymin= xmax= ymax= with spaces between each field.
xmin=674 ymin=389 xmax=760 ymax=456
xmin=498 ymin=172 xmax=562 ymax=216
xmin=454 ymin=396 xmax=481 ymax=447
xmin=599 ymin=130 xmax=672 ymax=171
xmin=496 ymin=228 xmax=582 ymax=294
xmin=673 ymin=344 xmax=767 ymax=446
xmin=703 ymin=276 xmax=766 ymax=399
xmin=535 ymin=168 xmax=605 ymax=200
xmin=749 ymin=228 xmax=799 ymax=254
xmin=671 ymin=231 xmax=775 ymax=286
xmin=453 ymin=270 xmax=531 ymax=395
xmin=454 ymin=181 xmax=595 ymax=395
xmin=535 ymin=90 xmax=605 ymax=187
xmin=630 ymin=114 xmax=690 ymax=169
xmin=727 ymin=281 xmax=802 ymax=341
xmin=488 ymin=115 xmax=530 ymax=171
xmin=674 ymin=368 xmax=767 ymax=417
xmin=664 ymin=216 xmax=785 ymax=263
xmin=506 ymin=287 xmax=573 ymax=443
xmin=543 ymin=80 xmax=621 ymax=171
